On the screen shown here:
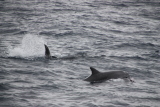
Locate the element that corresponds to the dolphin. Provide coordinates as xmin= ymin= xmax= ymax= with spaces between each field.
xmin=44 ymin=44 xmax=57 ymax=59
xmin=44 ymin=44 xmax=79 ymax=60
xmin=84 ymin=67 xmax=134 ymax=83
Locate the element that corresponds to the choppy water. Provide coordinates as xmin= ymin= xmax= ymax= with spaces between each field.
xmin=0 ymin=0 xmax=160 ymax=107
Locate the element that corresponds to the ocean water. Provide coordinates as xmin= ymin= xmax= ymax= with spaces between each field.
xmin=0 ymin=0 xmax=160 ymax=107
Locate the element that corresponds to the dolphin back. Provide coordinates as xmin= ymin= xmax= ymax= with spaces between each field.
xmin=84 ymin=67 xmax=132 ymax=83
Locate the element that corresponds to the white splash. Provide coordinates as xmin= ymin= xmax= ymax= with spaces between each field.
xmin=8 ymin=34 xmax=46 ymax=58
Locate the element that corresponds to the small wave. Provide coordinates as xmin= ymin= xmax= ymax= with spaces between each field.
xmin=59 ymin=52 xmax=88 ymax=60
xmin=0 ymin=83 xmax=11 ymax=91
xmin=110 ymin=55 xmax=148 ymax=61
xmin=143 ymin=50 xmax=160 ymax=59
xmin=0 ymin=55 xmax=46 ymax=61
xmin=111 ymin=42 xmax=156 ymax=50
xmin=59 ymin=52 xmax=106 ymax=61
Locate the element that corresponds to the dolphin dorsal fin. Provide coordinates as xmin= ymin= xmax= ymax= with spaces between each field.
xmin=90 ymin=67 xmax=100 ymax=75
xmin=44 ymin=44 xmax=51 ymax=58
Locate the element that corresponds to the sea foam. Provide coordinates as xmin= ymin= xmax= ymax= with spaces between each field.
xmin=8 ymin=34 xmax=46 ymax=58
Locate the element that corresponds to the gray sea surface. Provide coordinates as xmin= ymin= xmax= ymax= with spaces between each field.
xmin=0 ymin=0 xmax=160 ymax=107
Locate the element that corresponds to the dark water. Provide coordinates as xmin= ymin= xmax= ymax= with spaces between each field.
xmin=0 ymin=0 xmax=160 ymax=107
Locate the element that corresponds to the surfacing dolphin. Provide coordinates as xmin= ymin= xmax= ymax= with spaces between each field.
xmin=84 ymin=67 xmax=134 ymax=83
xmin=44 ymin=44 xmax=57 ymax=59
xmin=44 ymin=44 xmax=80 ymax=60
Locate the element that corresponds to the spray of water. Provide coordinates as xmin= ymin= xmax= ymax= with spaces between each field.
xmin=8 ymin=34 xmax=46 ymax=58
